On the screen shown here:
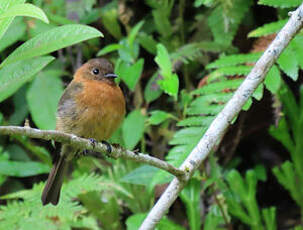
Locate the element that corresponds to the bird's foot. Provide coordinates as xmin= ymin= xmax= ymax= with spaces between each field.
xmin=101 ymin=140 xmax=112 ymax=157
xmin=133 ymin=149 xmax=140 ymax=155
xmin=89 ymin=138 xmax=97 ymax=149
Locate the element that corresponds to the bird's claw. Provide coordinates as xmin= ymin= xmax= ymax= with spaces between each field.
xmin=89 ymin=138 xmax=97 ymax=148
xmin=101 ymin=140 xmax=112 ymax=156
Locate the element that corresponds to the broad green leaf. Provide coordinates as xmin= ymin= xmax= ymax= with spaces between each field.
xmin=158 ymin=73 xmax=179 ymax=98
xmin=264 ymin=65 xmax=281 ymax=94
xmin=27 ymin=70 xmax=64 ymax=130
xmin=122 ymin=110 xmax=145 ymax=150
xmin=1 ymin=24 xmax=103 ymax=67
xmin=97 ymin=43 xmax=122 ymax=56
xmin=116 ymin=59 xmax=144 ymax=91
xmin=9 ymin=86 xmax=28 ymax=125
xmin=0 ymin=3 xmax=49 ymax=24
xmin=0 ymin=0 xmax=25 ymax=40
xmin=0 ymin=160 xmax=49 ymax=177
xmin=0 ymin=17 xmax=26 ymax=52
xmin=144 ymin=72 xmax=163 ymax=103
xmin=149 ymin=110 xmax=173 ymax=125
xmin=0 ymin=56 xmax=54 ymax=102
xmin=248 ymin=19 xmax=287 ymax=38
xmin=155 ymin=44 xmax=172 ymax=78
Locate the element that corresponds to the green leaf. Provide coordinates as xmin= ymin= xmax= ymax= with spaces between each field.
xmin=262 ymin=207 xmax=277 ymax=230
xmin=0 ymin=24 xmax=103 ymax=67
xmin=100 ymin=7 xmax=122 ymax=40
xmin=0 ymin=0 xmax=25 ymax=40
xmin=128 ymin=21 xmax=145 ymax=47
xmin=144 ymin=72 xmax=163 ymax=103
xmin=149 ymin=110 xmax=173 ymax=125
xmin=277 ymin=45 xmax=299 ymax=81
xmin=0 ymin=3 xmax=49 ymax=23
xmin=122 ymin=110 xmax=145 ymax=150
xmin=180 ymin=179 xmax=201 ymax=230
xmin=258 ymin=0 xmax=301 ymax=8
xmin=158 ymin=73 xmax=179 ymax=98
xmin=116 ymin=59 xmax=144 ymax=91
xmin=9 ymin=86 xmax=28 ymax=125
xmin=252 ymin=84 xmax=264 ymax=101
xmin=0 ymin=17 xmax=26 ymax=52
xmin=155 ymin=44 xmax=172 ymax=77
xmin=97 ymin=43 xmax=122 ymax=56
xmin=121 ymin=165 xmax=159 ymax=186
xmin=138 ymin=32 xmax=157 ymax=54
xmin=0 ymin=56 xmax=54 ymax=102
xmin=207 ymin=52 xmax=261 ymax=69
xmin=0 ymin=160 xmax=49 ymax=177
xmin=264 ymin=65 xmax=281 ymax=94
xmin=26 ymin=70 xmax=64 ymax=130
xmin=248 ymin=19 xmax=287 ymax=38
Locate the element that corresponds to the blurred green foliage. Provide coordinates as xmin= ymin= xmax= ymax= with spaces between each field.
xmin=0 ymin=0 xmax=303 ymax=229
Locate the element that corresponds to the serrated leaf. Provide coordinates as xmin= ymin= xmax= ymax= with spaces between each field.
xmin=0 ymin=56 xmax=54 ymax=102
xmin=26 ymin=70 xmax=64 ymax=130
xmin=1 ymin=24 xmax=103 ymax=67
xmin=0 ymin=3 xmax=49 ymax=23
xmin=116 ymin=59 xmax=144 ymax=91
xmin=248 ymin=19 xmax=287 ymax=38
xmin=264 ymin=65 xmax=281 ymax=94
xmin=0 ymin=160 xmax=49 ymax=177
xmin=258 ymin=0 xmax=301 ymax=8
xmin=122 ymin=110 xmax=145 ymax=150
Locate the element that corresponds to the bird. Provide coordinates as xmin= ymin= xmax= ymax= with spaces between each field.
xmin=41 ymin=58 xmax=126 ymax=206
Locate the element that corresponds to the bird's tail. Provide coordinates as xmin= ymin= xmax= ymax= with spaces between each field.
xmin=41 ymin=146 xmax=69 ymax=206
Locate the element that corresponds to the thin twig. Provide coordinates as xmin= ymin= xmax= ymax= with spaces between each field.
xmin=139 ymin=3 xmax=303 ymax=230
xmin=0 ymin=126 xmax=185 ymax=178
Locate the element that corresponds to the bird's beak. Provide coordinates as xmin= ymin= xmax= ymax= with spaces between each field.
xmin=105 ymin=73 xmax=118 ymax=79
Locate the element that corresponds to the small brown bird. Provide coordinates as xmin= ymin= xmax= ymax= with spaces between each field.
xmin=41 ymin=58 xmax=125 ymax=205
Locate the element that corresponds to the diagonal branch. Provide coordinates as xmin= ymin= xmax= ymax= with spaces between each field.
xmin=0 ymin=126 xmax=185 ymax=178
xmin=139 ymin=3 xmax=303 ymax=230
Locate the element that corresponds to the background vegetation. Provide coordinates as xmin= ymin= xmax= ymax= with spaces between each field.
xmin=0 ymin=0 xmax=303 ymax=229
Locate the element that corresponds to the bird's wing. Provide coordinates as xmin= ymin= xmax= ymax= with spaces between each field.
xmin=56 ymin=81 xmax=83 ymax=131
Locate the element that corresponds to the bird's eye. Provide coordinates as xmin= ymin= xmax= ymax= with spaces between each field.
xmin=92 ymin=68 xmax=99 ymax=75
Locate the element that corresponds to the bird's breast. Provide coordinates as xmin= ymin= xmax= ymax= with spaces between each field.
xmin=73 ymin=80 xmax=125 ymax=140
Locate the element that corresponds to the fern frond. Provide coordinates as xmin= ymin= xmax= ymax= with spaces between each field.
xmin=248 ymin=19 xmax=287 ymax=38
xmin=177 ymin=116 xmax=214 ymax=127
xmin=192 ymin=78 xmax=243 ymax=95
xmin=208 ymin=66 xmax=251 ymax=79
xmin=206 ymin=53 xmax=261 ymax=69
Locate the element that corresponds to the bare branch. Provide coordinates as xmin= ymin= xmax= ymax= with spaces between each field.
xmin=0 ymin=126 xmax=185 ymax=178
xmin=139 ymin=3 xmax=303 ymax=230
